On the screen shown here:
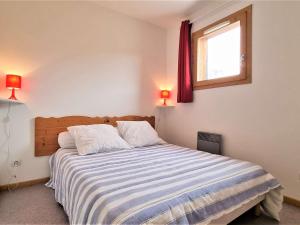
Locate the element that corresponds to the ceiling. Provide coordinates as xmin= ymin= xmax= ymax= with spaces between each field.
xmin=93 ymin=0 xmax=213 ymax=28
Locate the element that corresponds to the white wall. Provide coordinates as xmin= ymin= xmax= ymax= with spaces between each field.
xmin=0 ymin=1 xmax=166 ymax=185
xmin=164 ymin=1 xmax=300 ymax=200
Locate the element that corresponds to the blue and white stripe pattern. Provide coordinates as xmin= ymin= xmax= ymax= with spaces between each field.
xmin=46 ymin=144 xmax=282 ymax=225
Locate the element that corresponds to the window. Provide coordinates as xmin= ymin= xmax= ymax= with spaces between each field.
xmin=192 ymin=6 xmax=252 ymax=90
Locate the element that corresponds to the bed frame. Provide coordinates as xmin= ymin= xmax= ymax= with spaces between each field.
xmin=35 ymin=115 xmax=264 ymax=225
xmin=35 ymin=115 xmax=155 ymax=156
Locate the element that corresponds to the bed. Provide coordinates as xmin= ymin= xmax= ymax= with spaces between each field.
xmin=35 ymin=116 xmax=283 ymax=225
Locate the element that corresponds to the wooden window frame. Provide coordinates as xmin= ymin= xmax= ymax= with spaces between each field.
xmin=192 ymin=5 xmax=252 ymax=90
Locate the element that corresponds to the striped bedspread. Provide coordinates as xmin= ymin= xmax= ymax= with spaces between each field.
xmin=46 ymin=144 xmax=283 ymax=225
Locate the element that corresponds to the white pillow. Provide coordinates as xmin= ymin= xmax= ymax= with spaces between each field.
xmin=117 ymin=121 xmax=165 ymax=147
xmin=58 ymin=131 xmax=76 ymax=149
xmin=67 ymin=124 xmax=131 ymax=155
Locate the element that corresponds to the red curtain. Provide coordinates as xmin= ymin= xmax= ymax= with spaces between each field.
xmin=177 ymin=20 xmax=193 ymax=103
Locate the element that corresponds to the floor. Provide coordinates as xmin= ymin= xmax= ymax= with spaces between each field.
xmin=0 ymin=184 xmax=299 ymax=225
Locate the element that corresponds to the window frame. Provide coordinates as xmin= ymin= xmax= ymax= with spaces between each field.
xmin=192 ymin=5 xmax=252 ymax=90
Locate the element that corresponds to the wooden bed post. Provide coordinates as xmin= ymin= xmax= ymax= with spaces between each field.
xmin=254 ymin=204 xmax=261 ymax=216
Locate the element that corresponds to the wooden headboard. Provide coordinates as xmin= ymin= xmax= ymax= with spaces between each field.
xmin=35 ymin=115 xmax=155 ymax=156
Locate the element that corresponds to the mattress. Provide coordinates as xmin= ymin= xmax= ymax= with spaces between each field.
xmin=46 ymin=144 xmax=283 ymax=225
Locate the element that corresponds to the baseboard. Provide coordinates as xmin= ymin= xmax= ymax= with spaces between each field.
xmin=0 ymin=177 xmax=49 ymax=192
xmin=284 ymin=195 xmax=300 ymax=208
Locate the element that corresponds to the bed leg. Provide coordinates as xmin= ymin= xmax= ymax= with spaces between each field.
xmin=254 ymin=204 xmax=261 ymax=216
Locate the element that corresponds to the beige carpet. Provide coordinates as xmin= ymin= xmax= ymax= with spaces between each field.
xmin=0 ymin=184 xmax=299 ymax=225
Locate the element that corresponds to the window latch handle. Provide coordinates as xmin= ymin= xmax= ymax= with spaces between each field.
xmin=241 ymin=54 xmax=246 ymax=63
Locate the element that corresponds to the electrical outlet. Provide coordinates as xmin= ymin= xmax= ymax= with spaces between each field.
xmin=11 ymin=160 xmax=22 ymax=168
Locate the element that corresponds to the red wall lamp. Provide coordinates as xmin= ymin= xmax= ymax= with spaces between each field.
xmin=6 ymin=74 xmax=22 ymax=100
xmin=160 ymin=90 xmax=170 ymax=106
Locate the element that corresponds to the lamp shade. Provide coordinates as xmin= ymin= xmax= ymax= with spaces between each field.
xmin=6 ymin=74 xmax=22 ymax=89
xmin=160 ymin=90 xmax=170 ymax=99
